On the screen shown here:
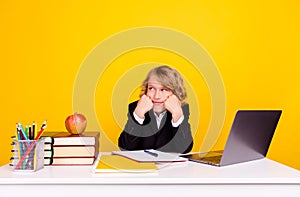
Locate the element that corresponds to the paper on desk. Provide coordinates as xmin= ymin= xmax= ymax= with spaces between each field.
xmin=112 ymin=150 xmax=188 ymax=162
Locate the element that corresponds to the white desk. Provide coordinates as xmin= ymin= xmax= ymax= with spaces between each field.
xmin=0 ymin=158 xmax=299 ymax=197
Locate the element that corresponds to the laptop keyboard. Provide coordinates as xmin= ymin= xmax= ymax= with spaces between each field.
xmin=181 ymin=150 xmax=223 ymax=166
xmin=201 ymin=155 xmax=222 ymax=164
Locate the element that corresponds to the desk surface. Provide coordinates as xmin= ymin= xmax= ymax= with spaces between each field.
xmin=1 ymin=158 xmax=299 ymax=185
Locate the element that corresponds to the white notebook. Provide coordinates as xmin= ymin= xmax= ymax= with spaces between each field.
xmin=112 ymin=150 xmax=188 ymax=162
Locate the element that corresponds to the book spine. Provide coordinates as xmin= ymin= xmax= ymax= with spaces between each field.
xmin=44 ymin=157 xmax=53 ymax=165
xmin=43 ymin=138 xmax=54 ymax=165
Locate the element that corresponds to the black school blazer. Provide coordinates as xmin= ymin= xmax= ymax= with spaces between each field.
xmin=118 ymin=101 xmax=193 ymax=153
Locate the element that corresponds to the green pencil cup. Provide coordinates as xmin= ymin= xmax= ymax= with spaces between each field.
xmin=13 ymin=139 xmax=45 ymax=172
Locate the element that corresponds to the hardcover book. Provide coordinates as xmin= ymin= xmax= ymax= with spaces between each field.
xmin=41 ymin=131 xmax=100 ymax=146
xmin=51 ymin=157 xmax=96 ymax=165
xmin=52 ymin=145 xmax=98 ymax=157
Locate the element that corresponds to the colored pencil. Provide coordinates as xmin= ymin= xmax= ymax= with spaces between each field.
xmin=14 ymin=120 xmax=47 ymax=170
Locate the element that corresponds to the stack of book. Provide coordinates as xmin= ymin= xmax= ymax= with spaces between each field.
xmin=41 ymin=131 xmax=100 ymax=166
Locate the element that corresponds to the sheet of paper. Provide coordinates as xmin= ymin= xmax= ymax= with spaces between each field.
xmin=112 ymin=150 xmax=188 ymax=162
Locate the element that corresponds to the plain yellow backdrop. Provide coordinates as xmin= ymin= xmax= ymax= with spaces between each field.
xmin=0 ymin=1 xmax=299 ymax=170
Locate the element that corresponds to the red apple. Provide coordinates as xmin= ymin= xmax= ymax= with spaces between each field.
xmin=65 ymin=113 xmax=87 ymax=134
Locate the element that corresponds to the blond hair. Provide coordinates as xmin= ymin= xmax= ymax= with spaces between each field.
xmin=139 ymin=65 xmax=187 ymax=104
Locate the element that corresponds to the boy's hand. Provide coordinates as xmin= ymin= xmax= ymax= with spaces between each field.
xmin=134 ymin=95 xmax=153 ymax=119
xmin=164 ymin=94 xmax=183 ymax=123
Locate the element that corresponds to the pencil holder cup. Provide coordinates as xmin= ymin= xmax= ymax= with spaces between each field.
xmin=13 ymin=139 xmax=45 ymax=172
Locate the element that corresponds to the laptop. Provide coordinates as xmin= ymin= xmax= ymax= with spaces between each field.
xmin=181 ymin=110 xmax=282 ymax=166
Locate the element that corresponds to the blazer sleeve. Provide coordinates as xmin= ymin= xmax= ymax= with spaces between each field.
xmin=118 ymin=101 xmax=150 ymax=150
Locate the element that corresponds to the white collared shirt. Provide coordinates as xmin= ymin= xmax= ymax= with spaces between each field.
xmin=133 ymin=111 xmax=184 ymax=128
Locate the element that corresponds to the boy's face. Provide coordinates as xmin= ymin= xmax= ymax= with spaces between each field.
xmin=146 ymin=76 xmax=173 ymax=114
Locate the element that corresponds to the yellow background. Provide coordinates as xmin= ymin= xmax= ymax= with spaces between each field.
xmin=1 ymin=1 xmax=299 ymax=170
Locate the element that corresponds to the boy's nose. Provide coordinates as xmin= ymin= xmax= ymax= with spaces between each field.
xmin=154 ymin=90 xmax=160 ymax=98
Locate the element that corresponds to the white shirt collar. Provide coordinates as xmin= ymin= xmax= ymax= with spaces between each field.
xmin=153 ymin=110 xmax=167 ymax=129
